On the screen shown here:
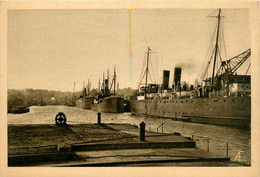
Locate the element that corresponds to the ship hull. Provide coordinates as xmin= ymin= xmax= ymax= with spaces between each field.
xmin=92 ymin=96 xmax=124 ymax=113
xmin=76 ymin=97 xmax=94 ymax=109
xmin=11 ymin=107 xmax=30 ymax=114
xmin=130 ymin=97 xmax=251 ymax=128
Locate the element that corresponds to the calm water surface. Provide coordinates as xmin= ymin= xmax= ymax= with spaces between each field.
xmin=8 ymin=105 xmax=251 ymax=164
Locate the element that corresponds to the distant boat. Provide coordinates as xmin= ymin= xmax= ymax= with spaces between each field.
xmin=8 ymin=96 xmax=30 ymax=114
xmin=76 ymin=81 xmax=94 ymax=109
xmin=10 ymin=106 xmax=30 ymax=114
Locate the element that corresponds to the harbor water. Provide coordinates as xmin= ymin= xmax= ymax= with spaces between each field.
xmin=8 ymin=105 xmax=251 ymax=165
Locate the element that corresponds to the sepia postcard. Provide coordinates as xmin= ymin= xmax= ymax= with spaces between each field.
xmin=0 ymin=1 xmax=259 ymax=177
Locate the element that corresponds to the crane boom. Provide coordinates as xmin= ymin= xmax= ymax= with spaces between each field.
xmin=216 ymin=48 xmax=251 ymax=76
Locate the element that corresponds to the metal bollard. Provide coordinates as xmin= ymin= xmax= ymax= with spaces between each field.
xmin=97 ymin=112 xmax=101 ymax=124
xmin=139 ymin=121 xmax=146 ymax=141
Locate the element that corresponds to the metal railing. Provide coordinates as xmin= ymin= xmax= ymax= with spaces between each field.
xmin=191 ymin=134 xmax=251 ymax=165
xmin=148 ymin=123 xmax=251 ymax=165
xmin=157 ymin=123 xmax=165 ymax=133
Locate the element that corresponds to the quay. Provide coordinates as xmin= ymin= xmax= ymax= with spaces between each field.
xmin=8 ymin=114 xmax=241 ymax=166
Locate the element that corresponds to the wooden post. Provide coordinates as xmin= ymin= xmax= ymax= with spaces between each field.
xmin=162 ymin=124 xmax=164 ymax=133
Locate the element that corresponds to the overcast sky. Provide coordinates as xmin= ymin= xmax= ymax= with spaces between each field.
xmin=8 ymin=9 xmax=251 ymax=92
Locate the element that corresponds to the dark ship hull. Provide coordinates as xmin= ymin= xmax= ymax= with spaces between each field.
xmin=130 ymin=96 xmax=250 ymax=128
xmin=11 ymin=106 xmax=30 ymax=114
xmin=92 ymin=96 xmax=124 ymax=113
xmin=76 ymin=96 xmax=94 ymax=109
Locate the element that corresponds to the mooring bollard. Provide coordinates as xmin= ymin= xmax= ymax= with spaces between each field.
xmin=97 ymin=112 xmax=101 ymax=124
xmin=139 ymin=121 xmax=146 ymax=141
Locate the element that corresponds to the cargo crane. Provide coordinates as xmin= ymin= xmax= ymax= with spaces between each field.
xmin=216 ymin=48 xmax=251 ymax=77
xmin=211 ymin=48 xmax=251 ymax=95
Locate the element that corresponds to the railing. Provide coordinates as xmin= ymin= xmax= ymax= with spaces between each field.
xmin=157 ymin=123 xmax=165 ymax=133
xmin=148 ymin=123 xmax=251 ymax=165
xmin=191 ymin=134 xmax=251 ymax=165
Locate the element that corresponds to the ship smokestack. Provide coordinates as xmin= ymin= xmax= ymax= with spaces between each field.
xmin=104 ymin=79 xmax=109 ymax=96
xmin=162 ymin=70 xmax=170 ymax=90
xmin=174 ymin=67 xmax=182 ymax=91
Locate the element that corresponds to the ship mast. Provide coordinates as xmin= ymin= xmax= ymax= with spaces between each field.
xmin=144 ymin=47 xmax=151 ymax=99
xmin=72 ymin=82 xmax=76 ymax=104
xmin=114 ymin=66 xmax=116 ymax=95
xmin=107 ymin=69 xmax=109 ymax=94
xmin=98 ymin=78 xmax=100 ymax=93
xmin=103 ymin=72 xmax=105 ymax=94
xmin=210 ymin=9 xmax=221 ymax=91
xmin=88 ymin=79 xmax=90 ymax=95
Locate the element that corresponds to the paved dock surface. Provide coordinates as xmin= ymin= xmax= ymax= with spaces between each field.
xmin=8 ymin=123 xmax=239 ymax=166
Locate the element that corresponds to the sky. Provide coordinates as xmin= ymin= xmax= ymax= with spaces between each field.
xmin=7 ymin=9 xmax=251 ymax=92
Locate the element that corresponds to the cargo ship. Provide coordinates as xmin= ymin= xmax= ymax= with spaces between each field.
xmin=92 ymin=67 xmax=124 ymax=113
xmin=76 ymin=81 xmax=94 ymax=109
xmin=130 ymin=9 xmax=251 ymax=129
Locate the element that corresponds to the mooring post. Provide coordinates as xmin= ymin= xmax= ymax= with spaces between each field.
xmin=139 ymin=121 xmax=146 ymax=141
xmin=97 ymin=112 xmax=101 ymax=124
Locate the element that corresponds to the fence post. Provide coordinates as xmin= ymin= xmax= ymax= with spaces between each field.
xmin=207 ymin=139 xmax=210 ymax=151
xmin=162 ymin=124 xmax=164 ymax=133
xmin=226 ymin=142 xmax=229 ymax=157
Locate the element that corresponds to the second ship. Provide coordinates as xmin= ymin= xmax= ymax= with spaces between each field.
xmin=92 ymin=67 xmax=124 ymax=113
